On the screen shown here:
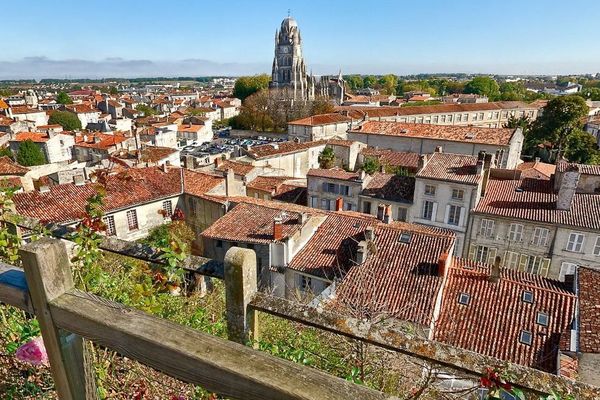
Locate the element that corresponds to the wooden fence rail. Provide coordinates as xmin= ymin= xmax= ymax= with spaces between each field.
xmin=0 ymin=238 xmax=392 ymax=400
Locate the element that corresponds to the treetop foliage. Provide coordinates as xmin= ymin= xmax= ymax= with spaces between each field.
xmin=233 ymin=74 xmax=271 ymax=101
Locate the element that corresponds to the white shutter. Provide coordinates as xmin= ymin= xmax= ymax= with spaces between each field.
xmin=431 ymin=202 xmax=438 ymax=222
xmin=444 ymin=205 xmax=451 ymax=225
xmin=458 ymin=207 xmax=465 ymax=227
xmin=468 ymin=244 xmax=476 ymax=261
xmin=487 ymin=248 xmax=497 ymax=264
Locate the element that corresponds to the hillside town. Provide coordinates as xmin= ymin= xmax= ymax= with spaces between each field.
xmin=1 ymin=8 xmax=600 ymax=400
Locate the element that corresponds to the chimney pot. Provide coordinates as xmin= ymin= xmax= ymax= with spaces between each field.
xmin=489 ymin=256 xmax=502 ymax=283
xmin=273 ymin=216 xmax=283 ymax=241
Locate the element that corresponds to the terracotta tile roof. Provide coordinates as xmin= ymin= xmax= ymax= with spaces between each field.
xmin=517 ymin=161 xmax=556 ymax=180
xmin=362 ymin=173 xmax=414 ymax=203
xmin=13 ymin=167 xmax=183 ymax=224
xmin=288 ymin=113 xmax=352 ymax=126
xmin=336 ymin=101 xmax=539 ymax=119
xmin=578 ymin=266 xmax=600 ymax=353
xmin=247 ymin=176 xmax=307 ymax=204
xmin=329 ymin=221 xmax=455 ymax=325
xmin=360 ymin=148 xmax=420 ymax=170
xmin=473 ymin=177 xmax=600 ymax=230
xmin=434 ymin=258 xmax=576 ymax=372
xmin=0 ymin=176 xmax=23 ymax=188
xmin=75 ymin=132 xmax=128 ymax=150
xmin=0 ymin=156 xmax=29 ymax=176
xmin=178 ymin=124 xmax=203 ymax=133
xmin=351 ymin=122 xmax=516 ymax=147
xmin=0 ymin=116 xmax=15 ymax=125
xmin=557 ymin=161 xmax=600 ymax=176
xmin=0 ymin=99 xmax=9 ymax=109
xmin=10 ymin=106 xmax=44 ymax=115
xmin=14 ymin=132 xmax=50 ymax=143
xmin=417 ymin=152 xmax=481 ymax=185
xmin=215 ymin=159 xmax=255 ymax=176
xmin=140 ymin=146 xmax=178 ymax=163
xmin=307 ymin=167 xmax=361 ymax=181
xmin=246 ymin=140 xmax=327 ymax=159
xmin=201 ymin=202 xmax=306 ymax=244
xmin=65 ymin=104 xmax=99 ymax=114
xmin=183 ymin=169 xmax=224 ymax=197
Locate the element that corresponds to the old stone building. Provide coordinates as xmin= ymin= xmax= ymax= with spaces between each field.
xmin=269 ymin=16 xmax=344 ymax=104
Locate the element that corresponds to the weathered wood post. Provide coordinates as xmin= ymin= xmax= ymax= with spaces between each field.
xmin=224 ymin=247 xmax=258 ymax=346
xmin=20 ymin=238 xmax=98 ymax=400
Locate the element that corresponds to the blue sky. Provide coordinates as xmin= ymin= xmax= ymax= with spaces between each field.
xmin=1 ymin=0 xmax=599 ymax=78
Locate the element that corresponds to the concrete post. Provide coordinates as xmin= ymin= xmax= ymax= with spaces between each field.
xmin=224 ymin=247 xmax=258 ymax=346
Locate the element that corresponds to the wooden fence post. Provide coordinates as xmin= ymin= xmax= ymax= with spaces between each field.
xmin=20 ymin=238 xmax=98 ymax=400
xmin=224 ymin=247 xmax=258 ymax=346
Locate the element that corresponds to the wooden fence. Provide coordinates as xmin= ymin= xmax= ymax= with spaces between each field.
xmin=1 ymin=235 xmax=599 ymax=399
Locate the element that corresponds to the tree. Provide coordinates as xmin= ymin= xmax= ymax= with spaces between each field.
xmin=135 ymin=104 xmax=156 ymax=117
xmin=499 ymin=82 xmax=527 ymax=101
xmin=48 ymin=111 xmax=82 ymax=131
xmin=362 ymin=157 xmax=381 ymax=174
xmin=311 ymin=97 xmax=335 ymax=115
xmin=362 ymin=75 xmax=378 ymax=89
xmin=109 ymin=86 xmax=119 ymax=95
xmin=464 ymin=76 xmax=500 ymax=99
xmin=378 ymin=74 xmax=398 ymax=95
xmin=526 ymin=95 xmax=589 ymax=162
xmin=56 ymin=91 xmax=73 ymax=105
xmin=0 ymin=147 xmax=13 ymax=160
xmin=563 ymin=129 xmax=600 ymax=164
xmin=233 ymin=74 xmax=271 ymax=101
xmin=318 ymin=147 xmax=336 ymax=169
xmin=345 ymin=75 xmax=364 ymax=91
xmin=16 ymin=139 xmax=46 ymax=166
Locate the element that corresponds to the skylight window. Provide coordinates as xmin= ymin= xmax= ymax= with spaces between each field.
xmin=536 ymin=312 xmax=549 ymax=326
xmin=522 ymin=291 xmax=534 ymax=304
xmin=458 ymin=293 xmax=470 ymax=306
xmin=519 ymin=330 xmax=532 ymax=345
xmin=398 ymin=232 xmax=412 ymax=244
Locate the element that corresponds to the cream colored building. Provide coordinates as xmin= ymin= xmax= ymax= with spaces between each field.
xmin=287 ymin=113 xmax=352 ymax=142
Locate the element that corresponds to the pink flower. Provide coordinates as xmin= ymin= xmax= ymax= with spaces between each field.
xmin=16 ymin=336 xmax=48 ymax=366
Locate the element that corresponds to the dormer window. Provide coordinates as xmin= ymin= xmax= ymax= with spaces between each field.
xmin=398 ymin=232 xmax=412 ymax=244
xmin=536 ymin=312 xmax=549 ymax=326
xmin=519 ymin=330 xmax=532 ymax=345
xmin=522 ymin=290 xmax=534 ymax=304
xmin=458 ymin=293 xmax=470 ymax=305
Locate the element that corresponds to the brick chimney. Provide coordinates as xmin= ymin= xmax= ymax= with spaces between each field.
xmin=335 ymin=197 xmax=343 ymax=211
xmin=382 ymin=204 xmax=393 ymax=224
xmin=438 ymin=252 xmax=451 ymax=277
xmin=273 ymin=216 xmax=283 ymax=241
xmin=489 ymin=255 xmax=502 ymax=283
xmin=557 ymin=165 xmax=580 ymax=210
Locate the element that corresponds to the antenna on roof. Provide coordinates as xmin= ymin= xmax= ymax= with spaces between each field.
xmin=287 ymin=8 xmax=291 ymax=17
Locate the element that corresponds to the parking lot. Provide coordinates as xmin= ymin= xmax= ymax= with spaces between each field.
xmin=179 ymin=129 xmax=287 ymax=157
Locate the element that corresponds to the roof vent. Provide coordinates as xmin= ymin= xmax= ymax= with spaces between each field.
xmin=400 ymin=129 xmax=408 ymax=134
xmin=398 ymin=231 xmax=412 ymax=244
xmin=465 ymin=132 xmax=477 ymax=140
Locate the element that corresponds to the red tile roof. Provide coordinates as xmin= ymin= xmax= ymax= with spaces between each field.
xmin=351 ymin=122 xmax=517 ymax=146
xmin=434 ymin=258 xmax=576 ymax=372
xmin=246 ymin=176 xmax=304 ymax=194
xmin=578 ymin=266 xmax=600 ymax=353
xmin=360 ymin=148 xmax=420 ymax=170
xmin=330 ymin=221 xmax=455 ymax=325
xmin=201 ymin=202 xmax=306 ymax=244
xmin=14 ymin=167 xmax=183 ymax=224
xmin=183 ymin=169 xmax=224 ymax=197
xmin=307 ymin=167 xmax=362 ymax=181
xmin=14 ymin=132 xmax=50 ymax=143
xmin=140 ymin=146 xmax=179 ymax=163
xmin=288 ymin=113 xmax=352 ymax=126
xmin=0 ymin=156 xmax=29 ymax=176
xmin=75 ymin=132 xmax=128 ymax=150
xmin=473 ymin=177 xmax=600 ymax=230
xmin=362 ymin=173 xmax=414 ymax=203
xmin=417 ymin=152 xmax=481 ymax=185
xmin=65 ymin=104 xmax=99 ymax=114
xmin=9 ymin=106 xmax=44 ymax=115
xmin=215 ymin=159 xmax=255 ymax=176
xmin=246 ymin=140 xmax=326 ymax=159
xmin=247 ymin=176 xmax=307 ymax=204
xmin=557 ymin=161 xmax=600 ymax=176
xmin=517 ymin=160 xmax=556 ymax=180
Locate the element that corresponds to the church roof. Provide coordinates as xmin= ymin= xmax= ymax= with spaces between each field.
xmin=281 ymin=16 xmax=298 ymax=29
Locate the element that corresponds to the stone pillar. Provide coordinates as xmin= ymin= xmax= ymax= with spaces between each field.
xmin=224 ymin=247 xmax=258 ymax=346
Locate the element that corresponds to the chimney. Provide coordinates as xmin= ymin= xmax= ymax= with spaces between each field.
xmin=225 ymin=168 xmax=235 ymax=196
xmin=480 ymin=153 xmax=493 ymax=197
xmin=382 ymin=204 xmax=393 ymax=224
xmin=273 ymin=216 xmax=283 ymax=241
xmin=376 ymin=204 xmax=385 ymax=220
xmin=557 ymin=165 xmax=580 ymax=210
xmin=214 ymin=157 xmax=223 ymax=168
xmin=356 ymin=241 xmax=368 ymax=264
xmin=364 ymin=226 xmax=375 ymax=241
xmin=358 ymin=170 xmax=366 ymax=181
xmin=299 ymin=213 xmax=308 ymax=224
xmin=418 ymin=154 xmax=427 ymax=171
xmin=438 ymin=252 xmax=452 ymax=277
xmin=476 ymin=160 xmax=484 ymax=175
xmin=434 ymin=146 xmax=443 ymax=153
xmin=73 ymin=175 xmax=85 ymax=186
xmin=489 ymin=256 xmax=502 ymax=283
xmin=161 ymin=162 xmax=169 ymax=173
xmin=335 ymin=197 xmax=343 ymax=211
